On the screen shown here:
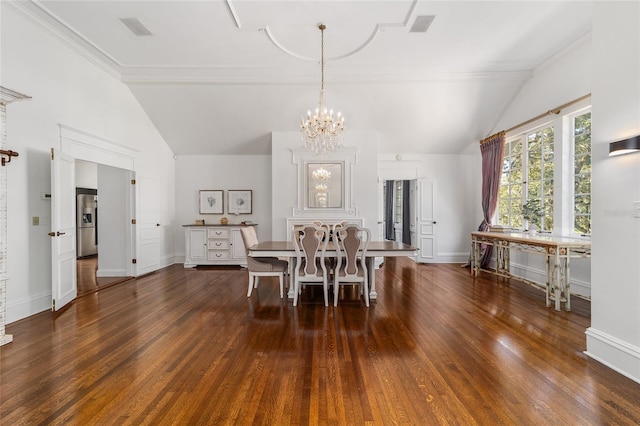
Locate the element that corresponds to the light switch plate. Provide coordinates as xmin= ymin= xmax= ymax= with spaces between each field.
xmin=32 ymin=216 xmax=40 ymax=226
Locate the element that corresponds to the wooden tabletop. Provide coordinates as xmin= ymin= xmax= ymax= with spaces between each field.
xmin=248 ymin=240 xmax=417 ymax=257
xmin=471 ymin=231 xmax=591 ymax=248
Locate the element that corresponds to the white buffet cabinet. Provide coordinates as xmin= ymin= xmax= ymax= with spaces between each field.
xmin=183 ymin=224 xmax=255 ymax=268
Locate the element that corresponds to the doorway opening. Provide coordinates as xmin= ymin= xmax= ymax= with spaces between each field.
xmin=74 ymin=159 xmax=131 ymax=297
xmin=383 ymin=180 xmax=416 ymax=245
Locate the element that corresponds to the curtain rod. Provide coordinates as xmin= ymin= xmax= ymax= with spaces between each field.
xmin=504 ymin=93 xmax=591 ymax=135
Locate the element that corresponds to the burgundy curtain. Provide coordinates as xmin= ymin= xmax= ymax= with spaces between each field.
xmin=476 ymin=132 xmax=505 ymax=268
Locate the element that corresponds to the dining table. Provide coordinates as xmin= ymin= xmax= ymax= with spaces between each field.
xmin=247 ymin=240 xmax=418 ymax=300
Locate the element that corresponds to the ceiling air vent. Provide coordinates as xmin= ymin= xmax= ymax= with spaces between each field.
xmin=119 ymin=18 xmax=153 ymax=36
xmin=410 ymin=15 xmax=435 ymax=33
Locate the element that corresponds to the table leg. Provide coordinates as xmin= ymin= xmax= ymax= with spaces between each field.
xmin=554 ymin=250 xmax=561 ymax=311
xmin=545 ymin=253 xmax=552 ymax=308
xmin=367 ymin=256 xmax=377 ymax=299
xmin=563 ymin=253 xmax=571 ymax=311
xmin=287 ymin=257 xmax=297 ymax=299
xmin=471 ymin=239 xmax=480 ymax=276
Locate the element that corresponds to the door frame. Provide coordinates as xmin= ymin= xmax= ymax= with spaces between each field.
xmin=55 ymin=125 xmax=138 ymax=277
xmin=378 ymin=160 xmax=437 ymax=263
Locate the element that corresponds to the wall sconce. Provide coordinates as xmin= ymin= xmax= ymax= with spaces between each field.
xmin=609 ymin=135 xmax=640 ymax=156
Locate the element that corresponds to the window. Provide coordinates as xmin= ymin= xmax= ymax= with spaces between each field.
xmin=526 ymin=126 xmax=554 ymax=231
xmin=498 ymin=138 xmax=524 ymax=229
xmin=497 ymin=103 xmax=591 ymax=235
xmin=395 ymin=180 xmax=403 ymax=224
xmin=498 ymin=125 xmax=554 ymax=231
xmin=573 ymin=111 xmax=591 ymax=235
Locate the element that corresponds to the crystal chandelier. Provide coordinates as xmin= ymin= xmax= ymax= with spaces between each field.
xmin=311 ymin=166 xmax=331 ymax=182
xmin=300 ymin=24 xmax=345 ymax=155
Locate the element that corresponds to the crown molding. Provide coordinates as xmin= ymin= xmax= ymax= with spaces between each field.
xmin=121 ymin=66 xmax=532 ymax=85
xmin=6 ymin=0 xmax=122 ymax=79
xmin=534 ymin=27 xmax=592 ymax=76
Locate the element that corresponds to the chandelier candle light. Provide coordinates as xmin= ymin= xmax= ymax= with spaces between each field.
xmin=311 ymin=166 xmax=331 ymax=182
xmin=301 ymin=24 xmax=345 ymax=155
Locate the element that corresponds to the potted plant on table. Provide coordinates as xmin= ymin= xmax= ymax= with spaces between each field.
xmin=522 ymin=199 xmax=544 ymax=235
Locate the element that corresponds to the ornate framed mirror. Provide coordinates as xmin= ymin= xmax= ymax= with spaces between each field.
xmin=291 ymin=147 xmax=358 ymax=216
xmin=306 ymin=162 xmax=343 ymax=209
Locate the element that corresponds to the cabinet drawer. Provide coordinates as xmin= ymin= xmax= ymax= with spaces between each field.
xmin=208 ymin=250 xmax=230 ymax=261
xmin=208 ymin=229 xmax=229 ymax=239
xmin=208 ymin=240 xmax=229 ymax=250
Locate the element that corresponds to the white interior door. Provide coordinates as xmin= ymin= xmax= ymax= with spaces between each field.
xmin=417 ymin=178 xmax=437 ymax=263
xmin=135 ymin=174 xmax=160 ymax=275
xmin=50 ymin=148 xmax=77 ymax=311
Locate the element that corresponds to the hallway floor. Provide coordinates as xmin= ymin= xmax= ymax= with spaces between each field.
xmin=76 ymin=256 xmax=130 ymax=296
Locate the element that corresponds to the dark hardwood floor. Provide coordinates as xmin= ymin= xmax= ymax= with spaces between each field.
xmin=76 ymin=256 xmax=131 ymax=296
xmin=2 ymin=257 xmax=639 ymax=424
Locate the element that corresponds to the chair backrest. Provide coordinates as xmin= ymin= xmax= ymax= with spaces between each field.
xmin=334 ymin=224 xmax=370 ymax=277
xmin=240 ymin=226 xmax=259 ymax=254
xmin=293 ymin=225 xmax=329 ymax=276
xmin=241 ymin=225 xmax=280 ymax=271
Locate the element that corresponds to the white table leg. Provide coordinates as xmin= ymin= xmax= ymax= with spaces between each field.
xmin=545 ymin=252 xmax=552 ymax=308
xmin=554 ymin=250 xmax=561 ymax=311
xmin=287 ymin=257 xmax=296 ymax=299
xmin=367 ymin=256 xmax=377 ymax=299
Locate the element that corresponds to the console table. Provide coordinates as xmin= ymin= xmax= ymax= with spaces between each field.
xmin=470 ymin=231 xmax=591 ymax=311
xmin=183 ymin=224 xmax=256 ymax=268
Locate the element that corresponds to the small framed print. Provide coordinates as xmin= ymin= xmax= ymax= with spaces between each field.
xmin=199 ymin=190 xmax=224 ymax=214
xmin=228 ymin=190 xmax=252 ymax=214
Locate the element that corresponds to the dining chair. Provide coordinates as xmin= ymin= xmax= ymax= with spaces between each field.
xmin=240 ymin=226 xmax=288 ymax=298
xmin=292 ymin=224 xmax=330 ymax=306
xmin=332 ymin=224 xmax=371 ymax=307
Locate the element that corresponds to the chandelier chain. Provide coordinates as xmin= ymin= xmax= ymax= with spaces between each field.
xmin=320 ymin=24 xmax=324 ymax=92
xmin=300 ymin=23 xmax=344 ymax=156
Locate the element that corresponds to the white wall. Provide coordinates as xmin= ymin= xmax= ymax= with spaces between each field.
xmin=379 ymin=154 xmax=478 ymax=263
xmin=174 ymin=155 xmax=272 ymax=261
xmin=271 ymin=131 xmax=379 ymax=240
xmin=586 ymin=2 xmax=640 ymax=384
xmin=96 ymin=164 xmax=131 ymax=277
xmin=3 ymin=4 xmax=176 ymax=322
xmin=75 ymin=160 xmax=97 ymax=189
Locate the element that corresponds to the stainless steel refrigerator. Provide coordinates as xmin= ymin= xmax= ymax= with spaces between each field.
xmin=77 ymin=193 xmax=98 ymax=257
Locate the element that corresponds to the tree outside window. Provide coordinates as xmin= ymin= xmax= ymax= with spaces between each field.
xmin=573 ymin=112 xmax=591 ymax=235
xmin=526 ymin=127 xmax=554 ymax=232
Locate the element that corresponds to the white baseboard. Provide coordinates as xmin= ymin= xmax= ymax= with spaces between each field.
xmin=96 ymin=268 xmax=127 ymax=277
xmin=159 ymin=254 xmax=175 ymax=268
xmin=505 ymin=262 xmax=591 ymax=298
xmin=6 ymin=291 xmax=51 ymax=324
xmin=435 ymin=252 xmax=469 ymax=263
xmin=585 ymin=327 xmax=640 ymax=384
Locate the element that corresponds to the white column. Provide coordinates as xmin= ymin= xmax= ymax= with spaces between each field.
xmin=0 ymin=87 xmax=31 ymax=346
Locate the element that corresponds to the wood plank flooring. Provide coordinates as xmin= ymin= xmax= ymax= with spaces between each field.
xmin=2 ymin=257 xmax=639 ymax=425
xmin=76 ymin=256 xmax=131 ymax=296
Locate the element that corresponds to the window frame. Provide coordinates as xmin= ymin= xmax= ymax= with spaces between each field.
xmin=496 ymin=99 xmax=592 ymax=238
xmin=568 ymin=107 xmax=592 ymax=237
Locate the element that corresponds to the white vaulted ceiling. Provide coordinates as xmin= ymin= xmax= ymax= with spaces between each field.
xmin=9 ymin=0 xmax=594 ymax=155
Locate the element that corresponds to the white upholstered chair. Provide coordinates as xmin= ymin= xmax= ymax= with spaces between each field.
xmin=240 ymin=226 xmax=288 ymax=298
xmin=332 ymin=224 xmax=371 ymax=307
xmin=292 ymin=224 xmax=330 ymax=306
